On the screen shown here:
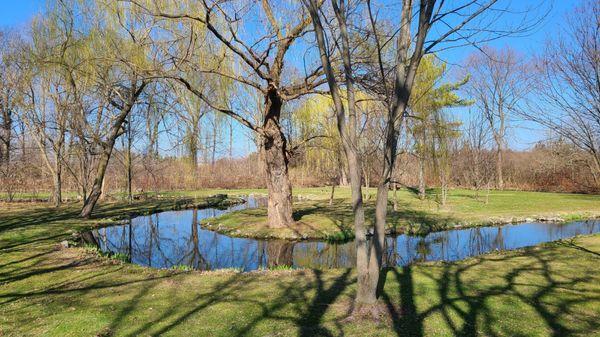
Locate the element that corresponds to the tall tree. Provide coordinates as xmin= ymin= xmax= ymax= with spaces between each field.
xmin=128 ymin=0 xmax=326 ymax=229
xmin=464 ymin=46 xmax=530 ymax=190
xmin=18 ymin=8 xmax=83 ymax=207
xmin=304 ymin=0 xmax=368 ymax=313
xmin=307 ymin=0 xmax=544 ymax=316
xmin=74 ymin=0 xmax=155 ymax=217
xmin=523 ymin=0 xmax=600 ymax=189
xmin=408 ymin=55 xmax=470 ymax=200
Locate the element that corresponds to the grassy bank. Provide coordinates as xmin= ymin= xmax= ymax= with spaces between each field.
xmin=0 ymin=199 xmax=599 ymax=336
xmin=202 ymin=187 xmax=600 ymax=240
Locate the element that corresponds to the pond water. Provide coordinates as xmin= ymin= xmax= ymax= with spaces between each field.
xmin=86 ymin=196 xmax=600 ymax=271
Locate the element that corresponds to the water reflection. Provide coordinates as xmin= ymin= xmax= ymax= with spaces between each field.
xmin=88 ymin=197 xmax=600 ymax=271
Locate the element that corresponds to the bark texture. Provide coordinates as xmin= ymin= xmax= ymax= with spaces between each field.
xmin=262 ymin=86 xmax=294 ymax=229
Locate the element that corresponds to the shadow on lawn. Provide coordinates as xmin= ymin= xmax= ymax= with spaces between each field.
xmin=1 ymin=202 xmax=599 ymax=336
xmin=292 ymin=199 xmax=460 ymax=235
xmin=1 ymin=239 xmax=598 ymax=336
xmin=381 ymin=245 xmax=600 ymax=337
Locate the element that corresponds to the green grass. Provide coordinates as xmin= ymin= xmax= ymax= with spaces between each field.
xmin=201 ymin=187 xmax=600 ymax=240
xmin=0 ymin=197 xmax=599 ymax=336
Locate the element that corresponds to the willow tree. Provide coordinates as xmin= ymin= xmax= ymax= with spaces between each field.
xmin=19 ymin=20 xmax=70 ymax=207
xmin=290 ymin=93 xmax=377 ymax=192
xmin=409 ymin=55 xmax=470 ymax=200
xmin=65 ymin=0 xmax=156 ymax=217
xmin=127 ymin=0 xmax=325 ymax=229
xmin=15 ymin=2 xmax=95 ymax=207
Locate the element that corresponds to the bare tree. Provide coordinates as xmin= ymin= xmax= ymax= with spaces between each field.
xmin=464 ymin=46 xmax=530 ymax=189
xmin=460 ymin=110 xmax=495 ymax=200
xmin=304 ymin=0 xmax=367 ymax=312
xmin=523 ymin=0 xmax=600 ymax=189
xmin=307 ymin=0 xmax=545 ymax=317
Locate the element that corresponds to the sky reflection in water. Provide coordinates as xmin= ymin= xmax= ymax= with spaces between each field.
xmin=90 ymin=197 xmax=599 ymax=271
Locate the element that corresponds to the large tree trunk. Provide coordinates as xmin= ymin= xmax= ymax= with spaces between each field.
xmin=305 ymin=0 xmax=368 ymax=308
xmin=360 ymin=114 xmax=401 ymax=307
xmin=348 ymin=148 xmax=370 ymax=305
xmin=261 ymin=87 xmax=294 ymax=229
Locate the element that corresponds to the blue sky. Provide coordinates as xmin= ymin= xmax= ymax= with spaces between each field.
xmin=0 ymin=0 xmax=582 ymax=154
xmin=0 ymin=0 xmax=45 ymax=28
xmin=433 ymin=0 xmax=577 ymax=150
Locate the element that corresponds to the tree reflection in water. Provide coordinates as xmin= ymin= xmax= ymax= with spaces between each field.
xmin=86 ymin=200 xmax=600 ymax=271
xmin=265 ymin=241 xmax=294 ymax=267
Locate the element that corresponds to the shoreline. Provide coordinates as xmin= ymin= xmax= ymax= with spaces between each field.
xmin=200 ymin=206 xmax=600 ymax=241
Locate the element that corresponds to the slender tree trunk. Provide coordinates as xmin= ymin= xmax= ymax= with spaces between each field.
xmin=418 ymin=155 xmax=426 ymax=200
xmin=393 ymin=182 xmax=398 ymax=211
xmin=589 ymin=151 xmax=600 ymax=190
xmin=229 ymin=120 xmax=233 ymax=158
xmin=0 ymin=109 xmax=11 ymax=164
xmin=418 ymin=132 xmax=426 ymax=199
xmin=496 ymin=145 xmax=504 ymax=190
xmin=53 ymin=160 xmax=62 ymax=207
xmin=363 ymin=167 xmax=369 ymax=200
xmin=126 ymin=114 xmax=133 ymax=203
xmin=79 ymin=146 xmax=88 ymax=204
xmin=19 ymin=120 xmax=25 ymax=159
xmin=261 ymin=86 xmax=294 ymax=229
xmin=440 ymin=168 xmax=447 ymax=206
xmin=329 ymin=184 xmax=335 ymax=206
xmin=211 ymin=119 xmax=217 ymax=168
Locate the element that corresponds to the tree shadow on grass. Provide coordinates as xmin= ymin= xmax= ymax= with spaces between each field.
xmin=1 ymin=239 xmax=599 ymax=336
xmin=292 ymin=199 xmax=461 ymax=236
xmin=380 ymin=243 xmax=600 ymax=337
xmin=2 ymin=200 xmax=599 ymax=336
xmin=556 ymin=238 xmax=600 ymax=257
xmin=405 ymin=186 xmax=436 ymax=199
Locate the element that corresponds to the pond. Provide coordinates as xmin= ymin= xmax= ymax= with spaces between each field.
xmin=85 ymin=196 xmax=600 ymax=271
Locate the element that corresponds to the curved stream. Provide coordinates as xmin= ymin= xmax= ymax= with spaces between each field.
xmin=86 ymin=196 xmax=599 ymax=271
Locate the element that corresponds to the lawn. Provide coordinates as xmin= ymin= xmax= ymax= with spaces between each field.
xmin=0 ymin=193 xmax=599 ymax=336
xmin=201 ymin=187 xmax=600 ymax=239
